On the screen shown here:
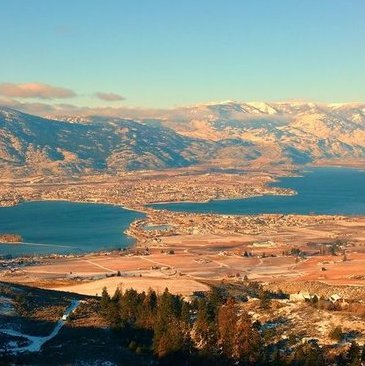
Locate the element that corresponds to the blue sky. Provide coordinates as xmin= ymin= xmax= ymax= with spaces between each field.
xmin=1 ymin=0 xmax=364 ymax=111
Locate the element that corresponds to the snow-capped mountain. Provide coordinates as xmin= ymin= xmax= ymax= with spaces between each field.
xmin=1 ymin=101 xmax=365 ymax=178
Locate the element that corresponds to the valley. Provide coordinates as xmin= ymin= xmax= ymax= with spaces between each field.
xmin=1 ymin=105 xmax=365 ymax=364
xmin=2 ymin=1 xmax=365 ymax=363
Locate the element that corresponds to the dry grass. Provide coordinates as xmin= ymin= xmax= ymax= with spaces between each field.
xmin=50 ymin=275 xmax=210 ymax=297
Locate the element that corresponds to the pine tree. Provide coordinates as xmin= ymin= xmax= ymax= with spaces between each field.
xmin=268 ymin=347 xmax=283 ymax=366
xmin=233 ymin=310 xmax=262 ymax=365
xmin=100 ymin=286 xmax=111 ymax=317
xmin=194 ymin=298 xmax=218 ymax=354
xmin=346 ymin=341 xmax=361 ymax=366
xmin=158 ymin=288 xmax=184 ymax=320
xmin=180 ymin=301 xmax=191 ymax=326
xmin=209 ymin=286 xmax=227 ymax=310
xmin=153 ymin=317 xmax=184 ymax=358
xmin=108 ymin=300 xmax=121 ymax=328
xmin=138 ymin=288 xmax=158 ymax=328
xmin=146 ymin=288 xmax=157 ymax=311
xmin=153 ymin=288 xmax=185 ymax=358
xmin=112 ymin=287 xmax=122 ymax=302
xmin=258 ymin=289 xmax=271 ymax=309
xmin=120 ymin=288 xmax=140 ymax=324
xmin=293 ymin=341 xmax=325 ymax=366
xmin=217 ymin=297 xmax=238 ymax=358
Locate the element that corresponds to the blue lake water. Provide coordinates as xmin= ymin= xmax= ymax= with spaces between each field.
xmin=1 ymin=168 xmax=365 ymax=258
xmin=153 ymin=168 xmax=365 ymax=216
xmin=0 ymin=201 xmax=143 ymax=258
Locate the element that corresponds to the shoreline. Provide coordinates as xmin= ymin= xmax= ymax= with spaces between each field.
xmin=0 ymin=188 xmax=296 ymax=212
xmin=3 ymin=198 xmax=149 ymax=215
xmin=1 ymin=166 xmax=365 ymax=262
xmin=149 ymin=190 xmax=297 ymax=207
xmin=0 ymin=200 xmax=145 ymax=260
xmin=0 ymin=210 xmax=355 ymax=263
xmin=310 ymin=161 xmax=365 ymax=172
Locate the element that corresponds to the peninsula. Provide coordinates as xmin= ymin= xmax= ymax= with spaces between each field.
xmin=0 ymin=233 xmax=23 ymax=244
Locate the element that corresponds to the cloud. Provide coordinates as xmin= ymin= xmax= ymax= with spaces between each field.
xmin=0 ymin=82 xmax=76 ymax=99
xmin=0 ymin=98 xmax=164 ymax=119
xmin=94 ymin=92 xmax=125 ymax=101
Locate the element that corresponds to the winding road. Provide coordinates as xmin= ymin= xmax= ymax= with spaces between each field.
xmin=0 ymin=299 xmax=80 ymax=353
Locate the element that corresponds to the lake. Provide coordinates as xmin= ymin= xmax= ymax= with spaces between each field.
xmin=1 ymin=168 xmax=364 ymax=258
xmin=0 ymin=201 xmax=144 ymax=258
xmin=153 ymin=167 xmax=365 ymax=216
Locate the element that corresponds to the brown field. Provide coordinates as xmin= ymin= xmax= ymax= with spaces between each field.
xmin=2 ymin=171 xmax=365 ymax=298
xmin=3 ymin=225 xmax=365 ymax=297
xmin=48 ymin=276 xmax=210 ymax=297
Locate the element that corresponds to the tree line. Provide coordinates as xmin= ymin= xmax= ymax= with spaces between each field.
xmin=99 ymin=285 xmax=365 ymax=365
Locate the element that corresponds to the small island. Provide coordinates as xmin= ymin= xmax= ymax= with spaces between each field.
xmin=0 ymin=233 xmax=23 ymax=244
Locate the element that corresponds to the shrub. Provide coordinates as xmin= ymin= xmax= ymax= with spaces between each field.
xmin=128 ymin=340 xmax=137 ymax=351
xmin=329 ymin=325 xmax=343 ymax=342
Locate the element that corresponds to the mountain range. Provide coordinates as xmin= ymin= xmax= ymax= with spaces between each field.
xmin=1 ymin=101 xmax=365 ymax=177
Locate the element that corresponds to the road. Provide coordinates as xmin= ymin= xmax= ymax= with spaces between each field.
xmin=0 ymin=299 xmax=80 ymax=353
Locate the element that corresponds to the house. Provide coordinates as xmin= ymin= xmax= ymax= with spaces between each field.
xmin=329 ymin=293 xmax=342 ymax=303
xmin=289 ymin=293 xmax=305 ymax=302
xmin=251 ymin=240 xmax=276 ymax=248
xmin=289 ymin=292 xmax=318 ymax=302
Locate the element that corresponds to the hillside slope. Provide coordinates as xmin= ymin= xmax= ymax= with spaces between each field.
xmin=1 ymin=102 xmax=365 ymax=178
xmin=0 ymin=107 xmax=257 ymax=177
xmin=157 ymin=101 xmax=365 ymax=165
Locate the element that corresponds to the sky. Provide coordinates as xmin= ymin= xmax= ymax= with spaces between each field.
xmin=0 ymin=0 xmax=364 ymax=115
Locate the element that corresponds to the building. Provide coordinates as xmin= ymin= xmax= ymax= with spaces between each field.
xmin=289 ymin=292 xmax=319 ymax=302
xmin=329 ymin=293 xmax=342 ymax=303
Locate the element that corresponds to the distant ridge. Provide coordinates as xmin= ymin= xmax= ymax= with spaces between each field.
xmin=1 ymin=101 xmax=365 ymax=178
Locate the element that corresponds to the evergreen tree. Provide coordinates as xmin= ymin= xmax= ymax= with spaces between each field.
xmin=346 ymin=341 xmax=361 ymax=366
xmin=233 ymin=310 xmax=262 ymax=365
xmin=361 ymin=345 xmax=365 ymax=363
xmin=119 ymin=288 xmax=140 ymax=324
xmin=258 ymin=289 xmax=271 ymax=309
xmin=146 ymin=288 xmax=157 ymax=311
xmin=208 ymin=286 xmax=227 ymax=310
xmin=180 ymin=301 xmax=191 ymax=326
xmin=329 ymin=325 xmax=343 ymax=342
xmin=153 ymin=316 xmax=184 ymax=357
xmin=138 ymin=288 xmax=158 ymax=329
xmin=100 ymin=286 xmax=111 ymax=317
xmin=217 ymin=297 xmax=238 ymax=358
xmin=293 ymin=341 xmax=325 ymax=366
xmin=194 ymin=298 xmax=218 ymax=353
xmin=108 ymin=300 xmax=122 ymax=328
xmin=268 ymin=346 xmax=283 ymax=366
xmin=112 ymin=287 xmax=122 ymax=302
xmin=153 ymin=288 xmax=185 ymax=358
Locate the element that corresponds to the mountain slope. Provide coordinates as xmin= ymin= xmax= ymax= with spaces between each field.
xmin=1 ymin=102 xmax=365 ymax=178
xmin=0 ymin=107 xmax=257 ymax=177
xmin=157 ymin=101 xmax=365 ymax=165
